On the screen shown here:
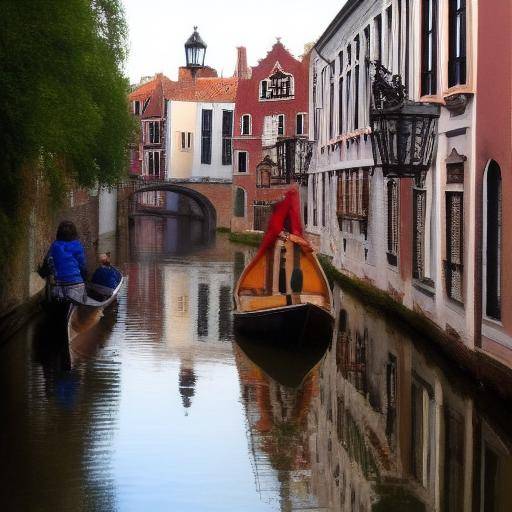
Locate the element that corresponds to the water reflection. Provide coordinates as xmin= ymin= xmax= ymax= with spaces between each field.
xmin=2 ymin=214 xmax=512 ymax=511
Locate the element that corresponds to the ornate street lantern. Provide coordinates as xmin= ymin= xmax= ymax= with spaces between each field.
xmin=185 ymin=26 xmax=206 ymax=68
xmin=370 ymin=63 xmax=440 ymax=186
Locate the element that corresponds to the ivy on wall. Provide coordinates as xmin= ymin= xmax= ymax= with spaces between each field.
xmin=0 ymin=0 xmax=135 ymax=290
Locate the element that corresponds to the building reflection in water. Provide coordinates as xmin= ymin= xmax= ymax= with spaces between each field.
xmin=236 ymin=283 xmax=512 ymax=511
xmin=130 ymin=191 xmax=211 ymax=258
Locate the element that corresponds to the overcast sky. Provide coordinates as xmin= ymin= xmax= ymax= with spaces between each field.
xmin=122 ymin=0 xmax=345 ymax=84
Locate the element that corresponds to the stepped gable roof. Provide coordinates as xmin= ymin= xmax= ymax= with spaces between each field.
xmin=165 ymin=77 xmax=238 ymax=103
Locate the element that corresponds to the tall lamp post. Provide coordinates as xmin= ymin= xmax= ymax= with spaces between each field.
xmin=369 ymin=63 xmax=440 ymax=187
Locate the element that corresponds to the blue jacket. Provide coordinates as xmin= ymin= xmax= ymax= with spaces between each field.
xmin=91 ymin=266 xmax=122 ymax=289
xmin=49 ymin=240 xmax=87 ymax=284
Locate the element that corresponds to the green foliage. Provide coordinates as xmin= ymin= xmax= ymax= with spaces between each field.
xmin=229 ymin=231 xmax=263 ymax=247
xmin=0 ymin=0 xmax=134 ymax=246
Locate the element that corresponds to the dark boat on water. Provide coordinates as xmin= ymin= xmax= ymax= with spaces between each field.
xmin=47 ymin=276 xmax=123 ymax=345
xmin=234 ymin=189 xmax=334 ymax=345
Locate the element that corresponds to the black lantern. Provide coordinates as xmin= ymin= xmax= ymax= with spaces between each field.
xmin=185 ymin=26 xmax=206 ymax=68
xmin=370 ymin=63 xmax=440 ymax=186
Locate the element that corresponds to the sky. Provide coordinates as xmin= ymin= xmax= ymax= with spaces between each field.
xmin=121 ymin=0 xmax=345 ymax=84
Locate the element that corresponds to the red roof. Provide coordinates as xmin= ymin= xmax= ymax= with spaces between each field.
xmin=129 ymin=73 xmax=238 ymax=107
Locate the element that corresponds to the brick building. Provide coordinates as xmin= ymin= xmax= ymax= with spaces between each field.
xmin=231 ymin=41 xmax=310 ymax=232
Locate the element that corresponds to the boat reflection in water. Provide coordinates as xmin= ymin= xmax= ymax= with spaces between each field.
xmin=235 ymin=332 xmax=331 ymax=389
xmin=236 ymin=283 xmax=512 ymax=511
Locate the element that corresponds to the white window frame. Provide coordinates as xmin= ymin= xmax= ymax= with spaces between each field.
xmin=240 ymin=114 xmax=252 ymax=135
xmin=178 ymin=131 xmax=193 ymax=152
xmin=296 ymin=113 xmax=307 ymax=135
xmin=144 ymin=150 xmax=161 ymax=176
xmin=277 ymin=114 xmax=285 ymax=136
xmin=147 ymin=121 xmax=161 ymax=144
xmin=235 ymin=150 xmax=249 ymax=174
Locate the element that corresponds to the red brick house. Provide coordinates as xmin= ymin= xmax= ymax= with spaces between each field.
xmin=231 ymin=41 xmax=310 ymax=232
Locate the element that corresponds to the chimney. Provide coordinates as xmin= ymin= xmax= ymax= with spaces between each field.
xmin=234 ymin=46 xmax=251 ymax=79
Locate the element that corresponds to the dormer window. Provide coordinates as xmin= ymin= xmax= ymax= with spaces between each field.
xmin=260 ymin=65 xmax=295 ymax=100
xmin=133 ymin=100 xmax=140 ymax=115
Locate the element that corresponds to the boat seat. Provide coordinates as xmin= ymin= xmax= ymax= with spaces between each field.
xmin=239 ymin=294 xmax=288 ymax=312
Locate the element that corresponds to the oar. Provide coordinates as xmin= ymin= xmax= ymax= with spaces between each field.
xmin=290 ymin=243 xmax=303 ymax=293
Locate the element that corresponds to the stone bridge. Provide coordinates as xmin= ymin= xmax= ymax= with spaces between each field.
xmin=118 ymin=178 xmax=233 ymax=232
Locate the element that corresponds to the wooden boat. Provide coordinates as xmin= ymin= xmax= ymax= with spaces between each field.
xmin=47 ymin=275 xmax=123 ymax=345
xmin=234 ymin=190 xmax=334 ymax=345
xmin=67 ymin=279 xmax=123 ymax=344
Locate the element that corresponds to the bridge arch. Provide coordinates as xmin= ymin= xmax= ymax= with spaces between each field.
xmin=130 ymin=183 xmax=217 ymax=234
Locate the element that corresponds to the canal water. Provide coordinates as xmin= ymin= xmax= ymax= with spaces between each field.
xmin=1 ymin=213 xmax=512 ymax=511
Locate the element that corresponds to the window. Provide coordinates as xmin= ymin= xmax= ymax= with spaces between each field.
xmin=445 ymin=192 xmax=464 ymax=303
xmin=179 ymin=131 xmax=192 ymax=151
xmin=338 ymin=76 xmax=344 ymax=135
xmin=448 ymin=0 xmax=466 ymax=87
xmin=234 ymin=187 xmax=246 ymax=217
xmin=253 ymin=201 xmax=275 ymax=231
xmin=485 ymin=161 xmax=502 ymax=319
xmin=354 ymin=37 xmax=360 ymax=130
xmin=375 ymin=15 xmax=382 ymax=63
xmin=421 ymin=0 xmax=438 ymax=96
xmin=413 ymin=189 xmax=427 ymax=279
xmin=365 ymin=26 xmax=371 ymax=121
xmin=240 ymin=114 xmax=251 ymax=135
xmin=312 ymin=174 xmax=318 ymax=226
xmin=443 ymin=408 xmax=465 ymax=512
xmin=145 ymin=150 xmax=160 ymax=177
xmin=329 ymin=63 xmax=335 ymax=139
xmin=197 ymin=283 xmax=209 ymax=337
xmin=387 ymin=180 xmax=399 ymax=266
xmin=386 ymin=6 xmax=393 ymax=69
xmin=218 ymin=286 xmax=232 ymax=341
xmin=336 ymin=169 xmax=369 ymax=230
xmin=201 ymin=109 xmax=212 ymax=164
xmin=236 ymin=151 xmax=248 ymax=173
xmin=345 ymin=70 xmax=351 ymax=132
xmin=134 ymin=100 xmax=140 ymax=115
xmin=222 ymin=110 xmax=233 ymax=165
xmin=321 ymin=174 xmax=326 ymax=227
xmin=260 ymin=69 xmax=294 ymax=100
xmin=277 ymin=114 xmax=285 ymax=136
xmin=296 ymin=113 xmax=306 ymax=135
xmin=148 ymin=121 xmax=160 ymax=144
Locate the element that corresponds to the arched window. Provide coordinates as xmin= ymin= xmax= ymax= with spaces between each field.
xmin=485 ymin=160 xmax=502 ymax=319
xmin=234 ymin=187 xmax=246 ymax=217
xmin=240 ymin=114 xmax=252 ymax=135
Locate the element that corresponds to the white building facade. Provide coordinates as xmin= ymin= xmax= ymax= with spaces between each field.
xmin=306 ymin=0 xmax=478 ymax=346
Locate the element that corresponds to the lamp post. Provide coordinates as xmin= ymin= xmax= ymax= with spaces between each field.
xmin=185 ymin=26 xmax=207 ymax=69
xmin=370 ymin=62 xmax=440 ymax=187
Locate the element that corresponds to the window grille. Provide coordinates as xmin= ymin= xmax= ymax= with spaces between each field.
xmin=387 ymin=180 xmax=399 ymax=266
xmin=336 ymin=170 xmax=370 ymax=231
xmin=413 ymin=189 xmax=427 ymax=279
xmin=445 ymin=192 xmax=464 ymax=303
xmin=148 ymin=121 xmax=160 ymax=144
xmin=421 ymin=0 xmax=438 ymax=95
xmin=218 ymin=286 xmax=232 ymax=341
xmin=253 ymin=201 xmax=275 ymax=231
xmin=448 ymin=0 xmax=467 ymax=87
xmin=222 ymin=110 xmax=233 ymax=165
xmin=201 ymin=109 xmax=212 ymax=164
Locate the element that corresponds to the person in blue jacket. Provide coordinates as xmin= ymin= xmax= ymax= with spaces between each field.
xmin=47 ymin=221 xmax=88 ymax=303
xmin=91 ymin=253 xmax=122 ymax=289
